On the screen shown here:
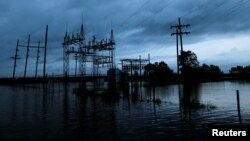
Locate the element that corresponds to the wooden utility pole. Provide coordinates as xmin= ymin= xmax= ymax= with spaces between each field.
xmin=236 ymin=90 xmax=242 ymax=124
xmin=170 ymin=17 xmax=190 ymax=75
xmin=171 ymin=17 xmax=190 ymax=52
xmin=170 ymin=29 xmax=180 ymax=75
xmin=43 ymin=25 xmax=48 ymax=78
xmin=11 ymin=40 xmax=20 ymax=78
xmin=24 ymin=34 xmax=30 ymax=78
xmin=35 ymin=41 xmax=40 ymax=78
xmin=75 ymin=53 xmax=78 ymax=77
xmin=139 ymin=55 xmax=142 ymax=77
xmin=12 ymin=27 xmax=46 ymax=78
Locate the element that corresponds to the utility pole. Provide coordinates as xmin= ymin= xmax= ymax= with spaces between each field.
xmin=43 ymin=25 xmax=48 ymax=78
xmin=171 ymin=29 xmax=179 ymax=75
xmin=11 ymin=39 xmax=20 ymax=78
xmin=35 ymin=41 xmax=40 ymax=78
xmin=130 ymin=60 xmax=133 ymax=78
xmin=75 ymin=53 xmax=78 ymax=77
xmin=148 ymin=53 xmax=150 ymax=64
xmin=13 ymin=28 xmax=45 ymax=78
xmin=170 ymin=17 xmax=190 ymax=75
xmin=110 ymin=29 xmax=115 ymax=69
xmin=24 ymin=34 xmax=30 ymax=78
xmin=171 ymin=17 xmax=190 ymax=52
xmin=139 ymin=55 xmax=142 ymax=77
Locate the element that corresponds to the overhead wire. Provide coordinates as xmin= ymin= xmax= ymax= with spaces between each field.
xmin=127 ymin=0 xmax=174 ymax=58
xmin=191 ymin=0 xmax=229 ymax=26
xmin=115 ymin=0 xmax=174 ymax=62
xmin=116 ymin=0 xmax=247 ymax=64
xmin=118 ymin=0 xmax=151 ymax=28
xmin=130 ymin=0 xmax=173 ymax=29
xmin=211 ymin=0 xmax=250 ymax=24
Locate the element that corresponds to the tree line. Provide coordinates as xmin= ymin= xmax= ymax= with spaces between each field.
xmin=144 ymin=50 xmax=250 ymax=83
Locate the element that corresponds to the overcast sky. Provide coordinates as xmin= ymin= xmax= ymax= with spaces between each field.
xmin=1 ymin=0 xmax=250 ymax=77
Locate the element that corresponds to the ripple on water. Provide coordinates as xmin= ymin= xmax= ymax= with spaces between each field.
xmin=0 ymin=81 xmax=250 ymax=141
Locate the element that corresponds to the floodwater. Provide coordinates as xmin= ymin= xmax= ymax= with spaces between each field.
xmin=0 ymin=81 xmax=250 ymax=141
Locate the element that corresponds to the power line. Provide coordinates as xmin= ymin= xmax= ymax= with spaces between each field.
xmin=132 ymin=0 xmax=174 ymax=29
xmin=170 ymin=18 xmax=190 ymax=74
xmin=171 ymin=18 xmax=190 ymax=52
xmin=212 ymin=0 xmax=250 ymax=23
xmin=192 ymin=0 xmax=228 ymax=26
xmin=119 ymin=0 xmax=174 ymax=56
xmin=119 ymin=0 xmax=173 ymax=31
xmin=118 ymin=0 xmax=151 ymax=28
xmin=116 ymin=0 xmax=174 ymax=63
xmin=180 ymin=1 xmax=209 ymax=20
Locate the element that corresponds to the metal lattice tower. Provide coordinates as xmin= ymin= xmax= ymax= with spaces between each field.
xmin=62 ymin=24 xmax=115 ymax=77
xmin=121 ymin=55 xmax=150 ymax=76
xmin=62 ymin=25 xmax=85 ymax=77
xmin=110 ymin=29 xmax=115 ymax=69
xmin=79 ymin=24 xmax=86 ymax=76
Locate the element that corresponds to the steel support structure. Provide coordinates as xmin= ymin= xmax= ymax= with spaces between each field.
xmin=120 ymin=55 xmax=150 ymax=76
xmin=12 ymin=26 xmax=48 ymax=78
xmin=62 ymin=25 xmax=115 ymax=77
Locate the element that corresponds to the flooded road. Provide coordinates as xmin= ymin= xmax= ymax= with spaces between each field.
xmin=0 ymin=81 xmax=249 ymax=140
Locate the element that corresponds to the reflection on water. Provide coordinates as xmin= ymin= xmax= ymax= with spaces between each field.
xmin=0 ymin=81 xmax=250 ymax=140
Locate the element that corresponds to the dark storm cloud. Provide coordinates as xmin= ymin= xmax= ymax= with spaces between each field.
xmin=112 ymin=0 xmax=250 ymax=47
xmin=1 ymin=0 xmax=250 ymax=76
xmin=184 ymin=1 xmax=250 ymax=36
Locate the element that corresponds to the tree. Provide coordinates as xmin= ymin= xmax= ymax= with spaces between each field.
xmin=179 ymin=50 xmax=199 ymax=81
xmin=200 ymin=64 xmax=223 ymax=79
xmin=144 ymin=61 xmax=173 ymax=84
xmin=209 ymin=65 xmax=223 ymax=74
xmin=157 ymin=61 xmax=173 ymax=79
xmin=179 ymin=50 xmax=199 ymax=70
xmin=230 ymin=66 xmax=244 ymax=74
xmin=229 ymin=65 xmax=250 ymax=80
xmin=229 ymin=65 xmax=250 ymax=74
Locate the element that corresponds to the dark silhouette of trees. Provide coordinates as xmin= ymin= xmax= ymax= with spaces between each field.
xmin=144 ymin=61 xmax=173 ymax=84
xmin=201 ymin=64 xmax=223 ymax=74
xmin=229 ymin=65 xmax=250 ymax=79
xmin=229 ymin=65 xmax=250 ymax=74
xmin=199 ymin=64 xmax=223 ymax=79
xmin=143 ymin=50 xmax=225 ymax=84
xmin=179 ymin=50 xmax=223 ymax=82
xmin=179 ymin=50 xmax=199 ymax=70
xmin=179 ymin=50 xmax=200 ymax=82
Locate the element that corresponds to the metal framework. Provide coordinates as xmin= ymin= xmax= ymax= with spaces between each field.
xmin=11 ymin=26 xmax=48 ymax=78
xmin=11 ymin=37 xmax=45 ymax=78
xmin=62 ymin=24 xmax=115 ymax=77
xmin=120 ymin=55 xmax=150 ymax=76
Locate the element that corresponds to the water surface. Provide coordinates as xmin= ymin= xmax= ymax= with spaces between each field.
xmin=0 ymin=81 xmax=249 ymax=140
